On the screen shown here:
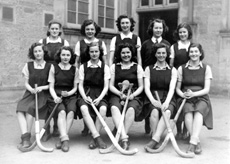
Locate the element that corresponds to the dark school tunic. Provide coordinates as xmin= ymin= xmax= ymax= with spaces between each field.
xmin=17 ymin=62 xmax=51 ymax=119
xmin=109 ymin=63 xmax=143 ymax=121
xmin=140 ymin=65 xmax=176 ymax=120
xmin=173 ymin=42 xmax=190 ymax=69
xmin=180 ymin=64 xmax=213 ymax=130
xmin=77 ymin=62 xmax=108 ymax=118
xmin=141 ymin=39 xmax=171 ymax=69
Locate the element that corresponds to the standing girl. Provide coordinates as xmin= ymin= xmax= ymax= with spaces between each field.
xmin=109 ymin=42 xmax=144 ymax=150
xmin=48 ymin=46 xmax=78 ymax=152
xmin=39 ymin=19 xmax=70 ymax=140
xmin=78 ymin=42 xmax=110 ymax=149
xmin=17 ymin=43 xmax=51 ymax=148
xmin=109 ymin=15 xmax=142 ymax=66
xmin=143 ymin=43 xmax=177 ymax=150
xmin=141 ymin=18 xmax=171 ymax=134
xmin=176 ymin=43 xmax=213 ymax=154
xmin=170 ymin=23 xmax=193 ymax=140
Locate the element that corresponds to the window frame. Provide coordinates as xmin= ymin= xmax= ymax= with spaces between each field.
xmin=0 ymin=5 xmax=15 ymax=23
xmin=139 ymin=0 xmax=178 ymax=8
xmin=43 ymin=12 xmax=54 ymax=27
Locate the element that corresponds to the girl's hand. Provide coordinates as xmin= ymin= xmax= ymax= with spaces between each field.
xmin=29 ymin=88 xmax=36 ymax=94
xmin=35 ymin=86 xmax=43 ymax=93
xmin=184 ymin=89 xmax=194 ymax=99
xmin=152 ymin=100 xmax=161 ymax=109
xmin=61 ymin=91 xmax=69 ymax=97
xmin=162 ymin=102 xmax=169 ymax=111
xmin=83 ymin=96 xmax=91 ymax=104
xmin=93 ymin=97 xmax=101 ymax=106
xmin=54 ymin=97 xmax=62 ymax=103
xmin=120 ymin=92 xmax=127 ymax=100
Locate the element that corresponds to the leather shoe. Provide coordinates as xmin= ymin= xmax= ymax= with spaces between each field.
xmin=186 ymin=144 xmax=195 ymax=153
xmin=194 ymin=143 xmax=202 ymax=154
xmin=95 ymin=136 xmax=107 ymax=149
xmin=89 ymin=138 xmax=97 ymax=149
xmin=55 ymin=140 xmax=62 ymax=149
xmin=144 ymin=139 xmax=157 ymax=150
xmin=121 ymin=140 xmax=130 ymax=150
xmin=41 ymin=130 xmax=51 ymax=142
xmin=61 ymin=141 xmax=69 ymax=152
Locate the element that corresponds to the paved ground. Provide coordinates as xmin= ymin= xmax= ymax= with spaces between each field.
xmin=0 ymin=90 xmax=229 ymax=164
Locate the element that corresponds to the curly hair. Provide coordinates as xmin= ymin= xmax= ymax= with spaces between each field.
xmin=54 ymin=46 xmax=76 ymax=64
xmin=173 ymin=22 xmax=193 ymax=41
xmin=46 ymin=19 xmax=62 ymax=36
xmin=28 ymin=42 xmax=49 ymax=60
xmin=147 ymin=18 xmax=169 ymax=37
xmin=187 ymin=43 xmax=205 ymax=61
xmin=115 ymin=42 xmax=136 ymax=63
xmin=80 ymin=19 xmax=101 ymax=37
xmin=85 ymin=42 xmax=104 ymax=62
xmin=116 ymin=15 xmax=136 ymax=32
xmin=151 ymin=43 xmax=170 ymax=64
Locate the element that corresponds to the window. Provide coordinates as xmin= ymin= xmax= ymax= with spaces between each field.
xmin=67 ymin=0 xmax=89 ymax=24
xmin=2 ymin=6 xmax=13 ymax=22
xmin=44 ymin=13 xmax=53 ymax=26
xmin=169 ymin=0 xmax=178 ymax=3
xmin=139 ymin=0 xmax=178 ymax=8
xmin=141 ymin=0 xmax=149 ymax=6
xmin=98 ymin=0 xmax=115 ymax=29
xmin=155 ymin=0 xmax=163 ymax=5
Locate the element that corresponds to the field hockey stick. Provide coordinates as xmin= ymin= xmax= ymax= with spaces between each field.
xmin=145 ymin=98 xmax=186 ymax=153
xmin=146 ymin=91 xmax=194 ymax=158
xmin=18 ymin=96 xmax=62 ymax=152
xmin=100 ymin=83 xmax=138 ymax=154
xmin=89 ymin=99 xmax=138 ymax=155
xmin=34 ymin=84 xmax=54 ymax=152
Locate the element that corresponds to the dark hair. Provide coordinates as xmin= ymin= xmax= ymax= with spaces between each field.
xmin=28 ymin=42 xmax=49 ymax=60
xmin=116 ymin=15 xmax=136 ymax=32
xmin=115 ymin=42 xmax=136 ymax=63
xmin=173 ymin=22 xmax=193 ymax=41
xmin=187 ymin=43 xmax=205 ymax=61
xmin=85 ymin=42 xmax=104 ymax=61
xmin=54 ymin=46 xmax=76 ymax=64
xmin=80 ymin=19 xmax=101 ymax=37
xmin=46 ymin=19 xmax=62 ymax=36
xmin=147 ymin=18 xmax=169 ymax=37
xmin=152 ymin=43 xmax=170 ymax=64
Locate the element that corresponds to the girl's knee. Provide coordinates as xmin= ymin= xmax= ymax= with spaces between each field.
xmin=99 ymin=106 xmax=107 ymax=116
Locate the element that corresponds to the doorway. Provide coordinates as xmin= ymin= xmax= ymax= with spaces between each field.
xmin=139 ymin=9 xmax=178 ymax=45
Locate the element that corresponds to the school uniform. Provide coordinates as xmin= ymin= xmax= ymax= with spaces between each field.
xmin=110 ymin=32 xmax=141 ymax=64
xmin=47 ymin=63 xmax=78 ymax=116
xmin=77 ymin=60 xmax=110 ymax=118
xmin=140 ymin=63 xmax=177 ymax=121
xmin=74 ymin=38 xmax=107 ymax=64
xmin=177 ymin=61 xmax=213 ymax=129
xmin=141 ymin=37 xmax=171 ymax=69
xmin=109 ymin=62 xmax=144 ymax=121
xmin=170 ymin=41 xmax=191 ymax=69
xmin=16 ymin=61 xmax=51 ymax=119
xmin=39 ymin=37 xmax=69 ymax=63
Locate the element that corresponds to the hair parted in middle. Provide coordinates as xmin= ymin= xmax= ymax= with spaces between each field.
xmin=54 ymin=46 xmax=76 ymax=64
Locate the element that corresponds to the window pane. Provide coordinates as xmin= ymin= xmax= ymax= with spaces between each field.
xmin=78 ymin=1 xmax=88 ymax=13
xmin=98 ymin=6 xmax=104 ymax=17
xmin=99 ymin=0 xmax=104 ymax=5
xmin=169 ymin=0 xmax=178 ymax=3
xmin=68 ymin=0 xmax=76 ymax=11
xmin=68 ymin=11 xmax=76 ymax=23
xmin=155 ymin=0 xmax=163 ymax=5
xmin=78 ymin=13 xmax=88 ymax=24
xmin=2 ymin=7 xmax=13 ymax=20
xmin=106 ymin=7 xmax=114 ymax=18
xmin=44 ymin=13 xmax=53 ymax=26
xmin=106 ymin=18 xmax=114 ymax=28
xmin=81 ymin=0 xmax=88 ymax=2
xmin=98 ymin=17 xmax=104 ymax=27
xmin=106 ymin=0 xmax=114 ymax=7
xmin=141 ymin=0 xmax=149 ymax=6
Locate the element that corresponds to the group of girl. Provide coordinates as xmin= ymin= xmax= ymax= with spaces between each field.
xmin=16 ymin=15 xmax=213 ymax=155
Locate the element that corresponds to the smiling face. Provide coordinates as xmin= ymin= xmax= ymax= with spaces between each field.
xmin=155 ymin=47 xmax=167 ymax=62
xmin=85 ymin=23 xmax=96 ymax=39
xmin=120 ymin=18 xmax=131 ymax=33
xmin=89 ymin=45 xmax=100 ymax=61
xmin=153 ymin=22 xmax=163 ymax=38
xmin=189 ymin=46 xmax=201 ymax=62
xmin=179 ymin=27 xmax=189 ymax=41
xmin=33 ymin=45 xmax=44 ymax=61
xmin=60 ymin=49 xmax=71 ymax=64
xmin=121 ymin=47 xmax=132 ymax=63
xmin=48 ymin=23 xmax=61 ymax=38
